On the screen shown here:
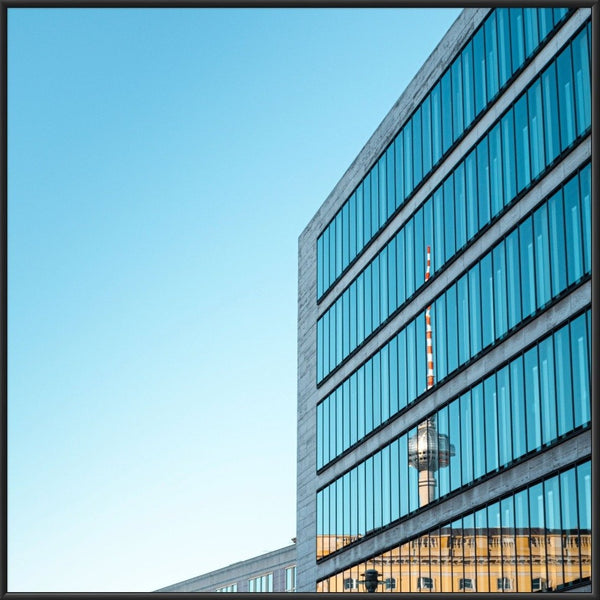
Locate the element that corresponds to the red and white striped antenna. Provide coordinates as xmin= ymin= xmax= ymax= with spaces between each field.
xmin=425 ymin=246 xmax=434 ymax=390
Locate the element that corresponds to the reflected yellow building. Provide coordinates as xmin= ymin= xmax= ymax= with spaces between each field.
xmin=317 ymin=529 xmax=591 ymax=592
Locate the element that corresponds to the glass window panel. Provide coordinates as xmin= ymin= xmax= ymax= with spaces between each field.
xmin=538 ymin=8 xmax=553 ymax=40
xmin=580 ymin=165 xmax=591 ymax=274
xmin=421 ymin=95 xmax=432 ymax=175
xmin=514 ymin=94 xmax=531 ymax=193
xmin=560 ymin=467 xmax=581 ymax=585
xmin=548 ymin=188 xmax=567 ymax=296
xmin=454 ymin=162 xmax=467 ymax=250
xmin=570 ymin=313 xmax=590 ymax=427
xmin=399 ymin=434 xmax=409 ymax=517
xmin=452 ymin=57 xmax=464 ymax=140
xmin=460 ymin=392 xmax=473 ymax=485
xmin=447 ymin=400 xmax=461 ymax=492
xmin=423 ymin=198 xmax=434 ymax=275
xmin=477 ymin=137 xmax=491 ymax=228
xmin=435 ymin=295 xmax=447 ymax=382
xmin=497 ymin=366 xmax=512 ymax=466
xmin=349 ymin=192 xmax=357 ymax=263
xmin=484 ymin=375 xmax=499 ymax=472
xmin=501 ymin=110 xmax=516 ymax=205
xmin=564 ymin=175 xmax=584 ymax=285
xmin=390 ymin=439 xmax=400 ymax=522
xmin=544 ymin=475 xmax=563 ymax=588
xmin=398 ymin=329 xmax=407 ymax=410
xmin=404 ymin=119 xmax=413 ymax=198
xmin=364 ymin=268 xmax=372 ymax=338
xmin=357 ymin=274 xmax=365 ymax=346
xmin=322 ymin=396 xmax=330 ymax=466
xmin=465 ymin=148 xmax=478 ymax=239
xmin=363 ymin=177 xmax=371 ymax=251
xmin=510 ymin=356 xmax=527 ymax=458
xmin=336 ymin=298 xmax=343 ymax=365
xmin=473 ymin=26 xmax=487 ymax=116
xmin=342 ymin=203 xmax=350 ymax=271
xmin=496 ymin=8 xmax=512 ymax=87
xmin=441 ymin=69 xmax=453 ymax=154
xmin=480 ymin=252 xmax=494 ymax=348
xmin=557 ymin=44 xmax=576 ymax=150
xmin=572 ymin=28 xmax=591 ymax=136
xmin=317 ymin=317 xmax=324 ymax=383
xmin=457 ymin=274 xmax=470 ymax=365
xmin=336 ymin=387 xmax=344 ymax=456
xmin=528 ymin=81 xmax=546 ymax=185
xmin=493 ymin=243 xmax=508 ymax=339
xmin=356 ymin=184 xmax=364 ymax=251
xmin=514 ymin=487 xmax=531 ymax=591
xmin=335 ymin=212 xmax=342 ymax=276
xmin=414 ymin=208 xmax=424 ymax=291
xmin=489 ymin=123 xmax=503 ymax=218
xmin=342 ymin=292 xmax=350 ymax=359
xmin=412 ymin=108 xmax=423 ymax=184
xmin=365 ymin=360 xmax=373 ymax=433
xmin=350 ymin=372 xmax=358 ymax=447
xmin=378 ymin=155 xmax=387 ymax=226
xmin=317 ymin=234 xmax=324 ymax=298
xmin=317 ymin=402 xmax=323 ymax=470
xmin=387 ymin=238 xmax=397 ymax=315
xmin=505 ymin=229 xmax=522 ymax=329
xmin=524 ymin=346 xmax=542 ymax=452
xmin=343 ymin=472 xmax=351 ymax=543
xmin=381 ymin=344 xmax=390 ymax=422
xmin=501 ymin=496 xmax=516 ymax=590
xmin=329 ymin=389 xmax=336 ymax=460
xmin=472 ymin=383 xmax=485 ymax=479
xmin=519 ymin=218 xmax=536 ymax=318
xmin=475 ymin=507 xmax=490 ymax=591
xmin=577 ymin=461 xmax=592 ymax=580
xmin=416 ymin=310 xmax=426 ymax=395
xmin=408 ymin=427 xmax=419 ymax=513
xmin=542 ymin=62 xmax=561 ymax=165
xmin=386 ymin=145 xmax=395 ymax=219
xmin=329 ymin=480 xmax=336 ymax=550
xmin=373 ymin=452 xmax=382 ymax=529
xmin=323 ymin=227 xmax=330 ymax=292
xmin=446 ymin=284 xmax=458 ymax=374
xmin=381 ymin=445 xmax=391 ymax=526
xmin=405 ymin=218 xmax=415 ymax=298
xmin=529 ymin=482 xmax=547 ymax=585
xmin=349 ymin=283 xmax=357 ymax=353
xmin=357 ymin=461 xmax=365 ymax=536
xmin=444 ymin=175 xmax=455 ymax=262
xmin=533 ymin=203 xmax=551 ymax=308
xmin=389 ymin=337 xmax=398 ymax=416
xmin=433 ymin=187 xmax=445 ymax=272
xmin=510 ymin=8 xmax=525 ymax=72
xmin=553 ymin=323 xmax=573 ymax=436
xmin=431 ymin=83 xmax=442 ymax=165
xmin=462 ymin=41 xmax=475 ymax=125
xmin=342 ymin=381 xmax=350 ymax=452
xmin=396 ymin=228 xmax=405 ymax=306
xmin=406 ymin=321 xmax=417 ymax=403
xmin=539 ymin=336 xmax=557 ymax=445
xmin=357 ymin=366 xmax=365 ymax=440
xmin=372 ymin=256 xmax=381 ymax=331
xmin=371 ymin=163 xmax=380 ymax=237
xmin=395 ymin=133 xmax=404 ymax=208
xmin=365 ymin=456 xmax=374 ymax=534
xmin=485 ymin=12 xmax=499 ymax=100
xmin=523 ymin=8 xmax=539 ymax=57
xmin=468 ymin=264 xmax=482 ymax=357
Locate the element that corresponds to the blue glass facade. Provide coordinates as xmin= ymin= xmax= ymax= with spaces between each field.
xmin=316 ymin=8 xmax=571 ymax=300
xmin=317 ymin=23 xmax=591 ymax=383
xmin=299 ymin=7 xmax=592 ymax=594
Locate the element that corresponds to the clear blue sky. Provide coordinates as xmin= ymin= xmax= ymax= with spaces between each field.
xmin=8 ymin=7 xmax=461 ymax=592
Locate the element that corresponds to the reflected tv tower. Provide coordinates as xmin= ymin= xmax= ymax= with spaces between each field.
xmin=408 ymin=246 xmax=455 ymax=506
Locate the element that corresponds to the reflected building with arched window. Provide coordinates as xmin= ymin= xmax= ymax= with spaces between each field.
xmin=297 ymin=6 xmax=592 ymax=593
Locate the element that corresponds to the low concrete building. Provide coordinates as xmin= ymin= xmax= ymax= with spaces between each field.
xmin=155 ymin=544 xmax=296 ymax=593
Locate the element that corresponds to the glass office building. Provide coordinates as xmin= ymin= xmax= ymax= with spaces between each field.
xmin=297 ymin=7 xmax=592 ymax=593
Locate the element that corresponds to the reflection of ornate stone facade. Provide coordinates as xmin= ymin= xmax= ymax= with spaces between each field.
xmin=317 ymin=529 xmax=591 ymax=592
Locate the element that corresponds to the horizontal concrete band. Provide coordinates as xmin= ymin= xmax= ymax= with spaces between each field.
xmin=316 ymin=428 xmax=591 ymax=581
